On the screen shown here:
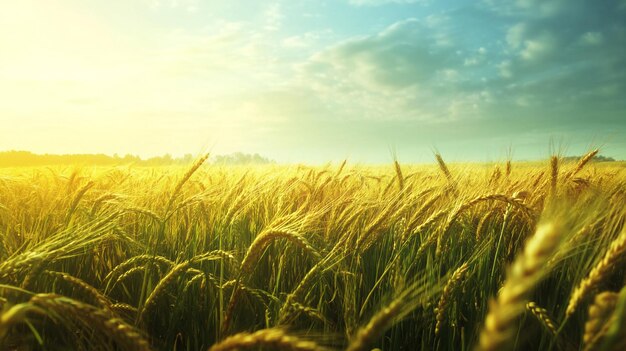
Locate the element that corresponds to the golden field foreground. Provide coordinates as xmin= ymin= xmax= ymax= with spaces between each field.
xmin=1 ymin=153 xmax=625 ymax=351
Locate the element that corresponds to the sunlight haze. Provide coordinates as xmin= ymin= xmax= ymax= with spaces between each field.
xmin=1 ymin=0 xmax=625 ymax=163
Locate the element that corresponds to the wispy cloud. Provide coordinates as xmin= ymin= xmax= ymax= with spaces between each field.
xmin=264 ymin=3 xmax=283 ymax=32
xmin=288 ymin=0 xmax=626 ymax=145
xmin=488 ymin=0 xmax=626 ymax=110
xmin=347 ymin=0 xmax=429 ymax=6
xmin=296 ymin=18 xmax=485 ymax=122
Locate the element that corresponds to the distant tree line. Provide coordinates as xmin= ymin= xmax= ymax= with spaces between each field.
xmin=212 ymin=152 xmax=274 ymax=165
xmin=563 ymin=155 xmax=615 ymax=162
xmin=0 ymin=151 xmax=274 ymax=167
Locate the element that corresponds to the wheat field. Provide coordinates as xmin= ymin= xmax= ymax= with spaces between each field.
xmin=1 ymin=152 xmax=625 ymax=350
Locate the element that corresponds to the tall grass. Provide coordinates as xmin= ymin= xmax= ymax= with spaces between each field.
xmin=0 ymin=156 xmax=625 ymax=350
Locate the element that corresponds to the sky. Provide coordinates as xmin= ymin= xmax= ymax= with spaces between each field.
xmin=0 ymin=0 xmax=625 ymax=163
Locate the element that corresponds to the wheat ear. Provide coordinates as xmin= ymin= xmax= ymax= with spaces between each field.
xmin=45 ymin=271 xmax=111 ymax=308
xmin=435 ymin=153 xmax=453 ymax=182
xmin=435 ymin=262 xmax=470 ymax=335
xmin=583 ymin=291 xmax=618 ymax=348
xmin=550 ymin=156 xmax=558 ymax=195
xmin=347 ymin=277 xmax=436 ymax=351
xmin=0 ymin=303 xmax=46 ymax=340
xmin=394 ymin=160 xmax=404 ymax=190
xmin=105 ymin=254 xmax=173 ymax=285
xmin=401 ymin=193 xmax=442 ymax=241
xmin=525 ymin=302 xmax=557 ymax=336
xmin=476 ymin=221 xmax=563 ymax=351
xmin=166 ymin=153 xmax=209 ymax=213
xmin=566 ymin=149 xmax=599 ymax=180
xmin=65 ymin=180 xmax=95 ymax=224
xmin=31 ymin=293 xmax=152 ymax=351
xmin=208 ymin=328 xmax=326 ymax=351
xmin=583 ymin=287 xmax=626 ymax=351
xmin=140 ymin=260 xmax=191 ymax=322
xmin=346 ymin=298 xmax=404 ymax=351
xmin=240 ymin=229 xmax=320 ymax=275
xmin=437 ymin=194 xmax=535 ymax=256
xmin=566 ymin=227 xmax=626 ymax=317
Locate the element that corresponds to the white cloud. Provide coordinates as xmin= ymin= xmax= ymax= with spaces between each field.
xmin=283 ymin=36 xmax=308 ymax=48
xmin=264 ymin=3 xmax=283 ymax=32
xmin=464 ymin=47 xmax=488 ymax=66
xmin=498 ymin=60 xmax=513 ymax=78
xmin=506 ymin=23 xmax=526 ymax=49
xmin=282 ymin=30 xmax=332 ymax=49
xmin=488 ymin=0 xmax=626 ymax=111
xmin=295 ymin=19 xmax=487 ymax=122
xmin=145 ymin=0 xmax=199 ymax=12
xmin=519 ymin=32 xmax=556 ymax=61
xmin=303 ymin=19 xmax=460 ymax=92
xmin=515 ymin=0 xmax=567 ymax=16
xmin=484 ymin=0 xmax=568 ymax=17
xmin=155 ymin=21 xmax=282 ymax=85
xmin=580 ymin=31 xmax=604 ymax=46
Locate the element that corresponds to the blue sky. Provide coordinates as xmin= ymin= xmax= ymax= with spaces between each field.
xmin=0 ymin=0 xmax=624 ymax=163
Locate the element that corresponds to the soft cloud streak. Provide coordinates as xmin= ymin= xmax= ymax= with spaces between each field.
xmin=348 ymin=0 xmax=428 ymax=6
xmin=297 ymin=18 xmax=485 ymax=122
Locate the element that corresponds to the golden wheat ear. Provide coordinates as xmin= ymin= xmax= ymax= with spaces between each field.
xmin=435 ymin=262 xmax=470 ymax=335
xmin=346 ymin=274 xmax=438 ymax=351
xmin=583 ymin=291 xmax=618 ymax=350
xmin=583 ymin=286 xmax=626 ymax=351
xmin=208 ymin=328 xmax=328 ymax=351
xmin=476 ymin=221 xmax=563 ymax=351
xmin=0 ymin=303 xmax=47 ymax=341
xmin=525 ymin=302 xmax=557 ymax=336
xmin=567 ymin=226 xmax=626 ymax=317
